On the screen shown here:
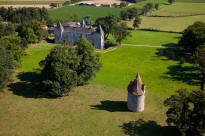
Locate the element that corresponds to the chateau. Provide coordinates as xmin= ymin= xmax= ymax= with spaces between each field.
xmin=54 ymin=20 xmax=104 ymax=49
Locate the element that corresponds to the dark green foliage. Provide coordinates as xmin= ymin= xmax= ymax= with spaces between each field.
xmin=120 ymin=8 xmax=138 ymax=20
xmin=50 ymin=3 xmax=58 ymax=8
xmin=164 ymin=89 xmax=205 ymax=136
xmin=0 ymin=23 xmax=16 ymax=38
xmin=70 ymin=13 xmax=81 ymax=22
xmin=179 ymin=21 xmax=205 ymax=54
xmin=120 ymin=2 xmax=128 ymax=8
xmin=83 ymin=16 xmax=93 ymax=26
xmin=0 ymin=34 xmax=24 ymax=63
xmin=112 ymin=22 xmax=130 ymax=44
xmin=40 ymin=38 xmax=102 ymax=96
xmin=63 ymin=1 xmax=71 ymax=6
xmin=155 ymin=3 xmax=159 ymax=10
xmin=112 ymin=3 xmax=118 ymax=8
xmin=0 ymin=7 xmax=52 ymax=25
xmin=0 ymin=47 xmax=15 ymax=92
xmin=143 ymin=3 xmax=153 ymax=16
xmin=17 ymin=20 xmax=48 ymax=45
xmin=95 ymin=15 xmax=119 ymax=39
xmin=193 ymin=44 xmax=205 ymax=90
xmin=168 ymin=0 xmax=175 ymax=4
xmin=133 ymin=16 xmax=141 ymax=29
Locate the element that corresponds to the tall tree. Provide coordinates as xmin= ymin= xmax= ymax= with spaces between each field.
xmin=112 ymin=22 xmax=130 ymax=45
xmin=133 ymin=16 xmax=141 ymax=30
xmin=164 ymin=89 xmax=205 ymax=136
xmin=179 ymin=21 xmax=205 ymax=55
xmin=40 ymin=38 xmax=102 ymax=96
xmin=95 ymin=15 xmax=119 ymax=40
xmin=0 ymin=34 xmax=24 ymax=63
xmin=193 ymin=44 xmax=205 ymax=90
xmin=168 ymin=0 xmax=175 ymax=4
xmin=0 ymin=46 xmax=15 ymax=92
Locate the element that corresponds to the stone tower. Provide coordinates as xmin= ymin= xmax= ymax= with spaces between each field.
xmin=127 ymin=72 xmax=146 ymax=112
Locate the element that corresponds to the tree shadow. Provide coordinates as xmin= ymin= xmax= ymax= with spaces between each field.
xmin=120 ymin=119 xmax=180 ymax=136
xmin=90 ymin=100 xmax=130 ymax=112
xmin=8 ymin=70 xmax=56 ymax=98
xmin=162 ymin=65 xmax=200 ymax=86
xmin=155 ymin=43 xmax=200 ymax=86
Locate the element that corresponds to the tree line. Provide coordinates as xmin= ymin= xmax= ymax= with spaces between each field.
xmin=0 ymin=7 xmax=52 ymax=92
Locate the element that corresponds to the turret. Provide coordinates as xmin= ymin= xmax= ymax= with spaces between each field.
xmin=81 ymin=19 xmax=87 ymax=28
xmin=55 ymin=21 xmax=64 ymax=43
xmin=127 ymin=72 xmax=146 ymax=112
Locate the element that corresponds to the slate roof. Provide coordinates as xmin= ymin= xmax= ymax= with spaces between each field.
xmin=127 ymin=73 xmax=145 ymax=96
xmin=63 ymin=27 xmax=96 ymax=34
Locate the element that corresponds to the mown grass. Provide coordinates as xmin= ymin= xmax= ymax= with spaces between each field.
xmin=152 ymin=3 xmax=205 ymax=16
xmin=176 ymin=0 xmax=205 ymax=2
xmin=122 ymin=30 xmax=181 ymax=46
xmin=139 ymin=15 xmax=205 ymax=32
xmin=0 ymin=30 xmax=200 ymax=135
xmin=49 ymin=6 xmax=124 ymax=22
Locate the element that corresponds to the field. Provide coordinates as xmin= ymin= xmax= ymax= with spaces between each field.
xmin=49 ymin=6 xmax=124 ymax=22
xmin=0 ymin=30 xmax=201 ymax=135
xmin=136 ymin=2 xmax=205 ymax=32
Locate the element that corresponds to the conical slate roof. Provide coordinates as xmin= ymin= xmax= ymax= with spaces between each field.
xmin=57 ymin=21 xmax=64 ymax=30
xmin=127 ymin=72 xmax=145 ymax=96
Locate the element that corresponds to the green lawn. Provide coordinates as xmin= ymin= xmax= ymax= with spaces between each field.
xmin=139 ymin=15 xmax=205 ymax=32
xmin=49 ymin=6 xmax=124 ymax=22
xmin=176 ymin=0 xmax=205 ymax=2
xmin=122 ymin=30 xmax=181 ymax=46
xmin=0 ymin=31 xmax=200 ymax=135
xmin=152 ymin=3 xmax=205 ymax=16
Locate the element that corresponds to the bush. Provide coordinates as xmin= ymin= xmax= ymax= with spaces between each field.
xmin=40 ymin=38 xmax=102 ymax=96
xmin=0 ymin=47 xmax=15 ymax=92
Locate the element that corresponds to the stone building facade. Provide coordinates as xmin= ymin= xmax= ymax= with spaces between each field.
xmin=54 ymin=20 xmax=104 ymax=49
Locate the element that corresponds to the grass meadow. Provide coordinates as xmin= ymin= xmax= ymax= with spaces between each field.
xmin=0 ymin=30 xmax=201 ymax=135
xmin=49 ymin=6 xmax=124 ymax=22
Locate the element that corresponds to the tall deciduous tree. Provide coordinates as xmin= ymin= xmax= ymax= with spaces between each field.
xmin=112 ymin=22 xmax=130 ymax=45
xmin=95 ymin=15 xmax=119 ymax=40
xmin=0 ymin=46 xmax=15 ymax=92
xmin=193 ymin=44 xmax=205 ymax=90
xmin=179 ymin=21 xmax=205 ymax=55
xmin=0 ymin=34 xmax=24 ymax=63
xmin=164 ymin=89 xmax=205 ymax=136
xmin=40 ymin=38 xmax=102 ymax=96
xmin=133 ymin=16 xmax=141 ymax=29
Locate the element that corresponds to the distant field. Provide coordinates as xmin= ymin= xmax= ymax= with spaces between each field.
xmin=152 ymin=3 xmax=205 ymax=16
xmin=49 ymin=6 xmax=124 ymax=22
xmin=0 ymin=1 xmax=66 ymax=5
xmin=122 ymin=30 xmax=181 ymax=46
xmin=176 ymin=0 xmax=205 ymax=2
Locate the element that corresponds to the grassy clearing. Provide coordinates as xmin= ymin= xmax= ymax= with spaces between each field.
xmin=91 ymin=45 xmax=199 ymax=95
xmin=176 ymin=0 xmax=205 ymax=2
xmin=152 ymin=3 xmax=205 ymax=16
xmin=0 ymin=32 xmax=200 ymax=135
xmin=0 ymin=1 xmax=65 ymax=5
xmin=0 ymin=83 xmax=170 ymax=136
xmin=139 ymin=15 xmax=205 ymax=32
xmin=122 ymin=30 xmax=181 ymax=46
xmin=49 ymin=6 xmax=124 ymax=22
